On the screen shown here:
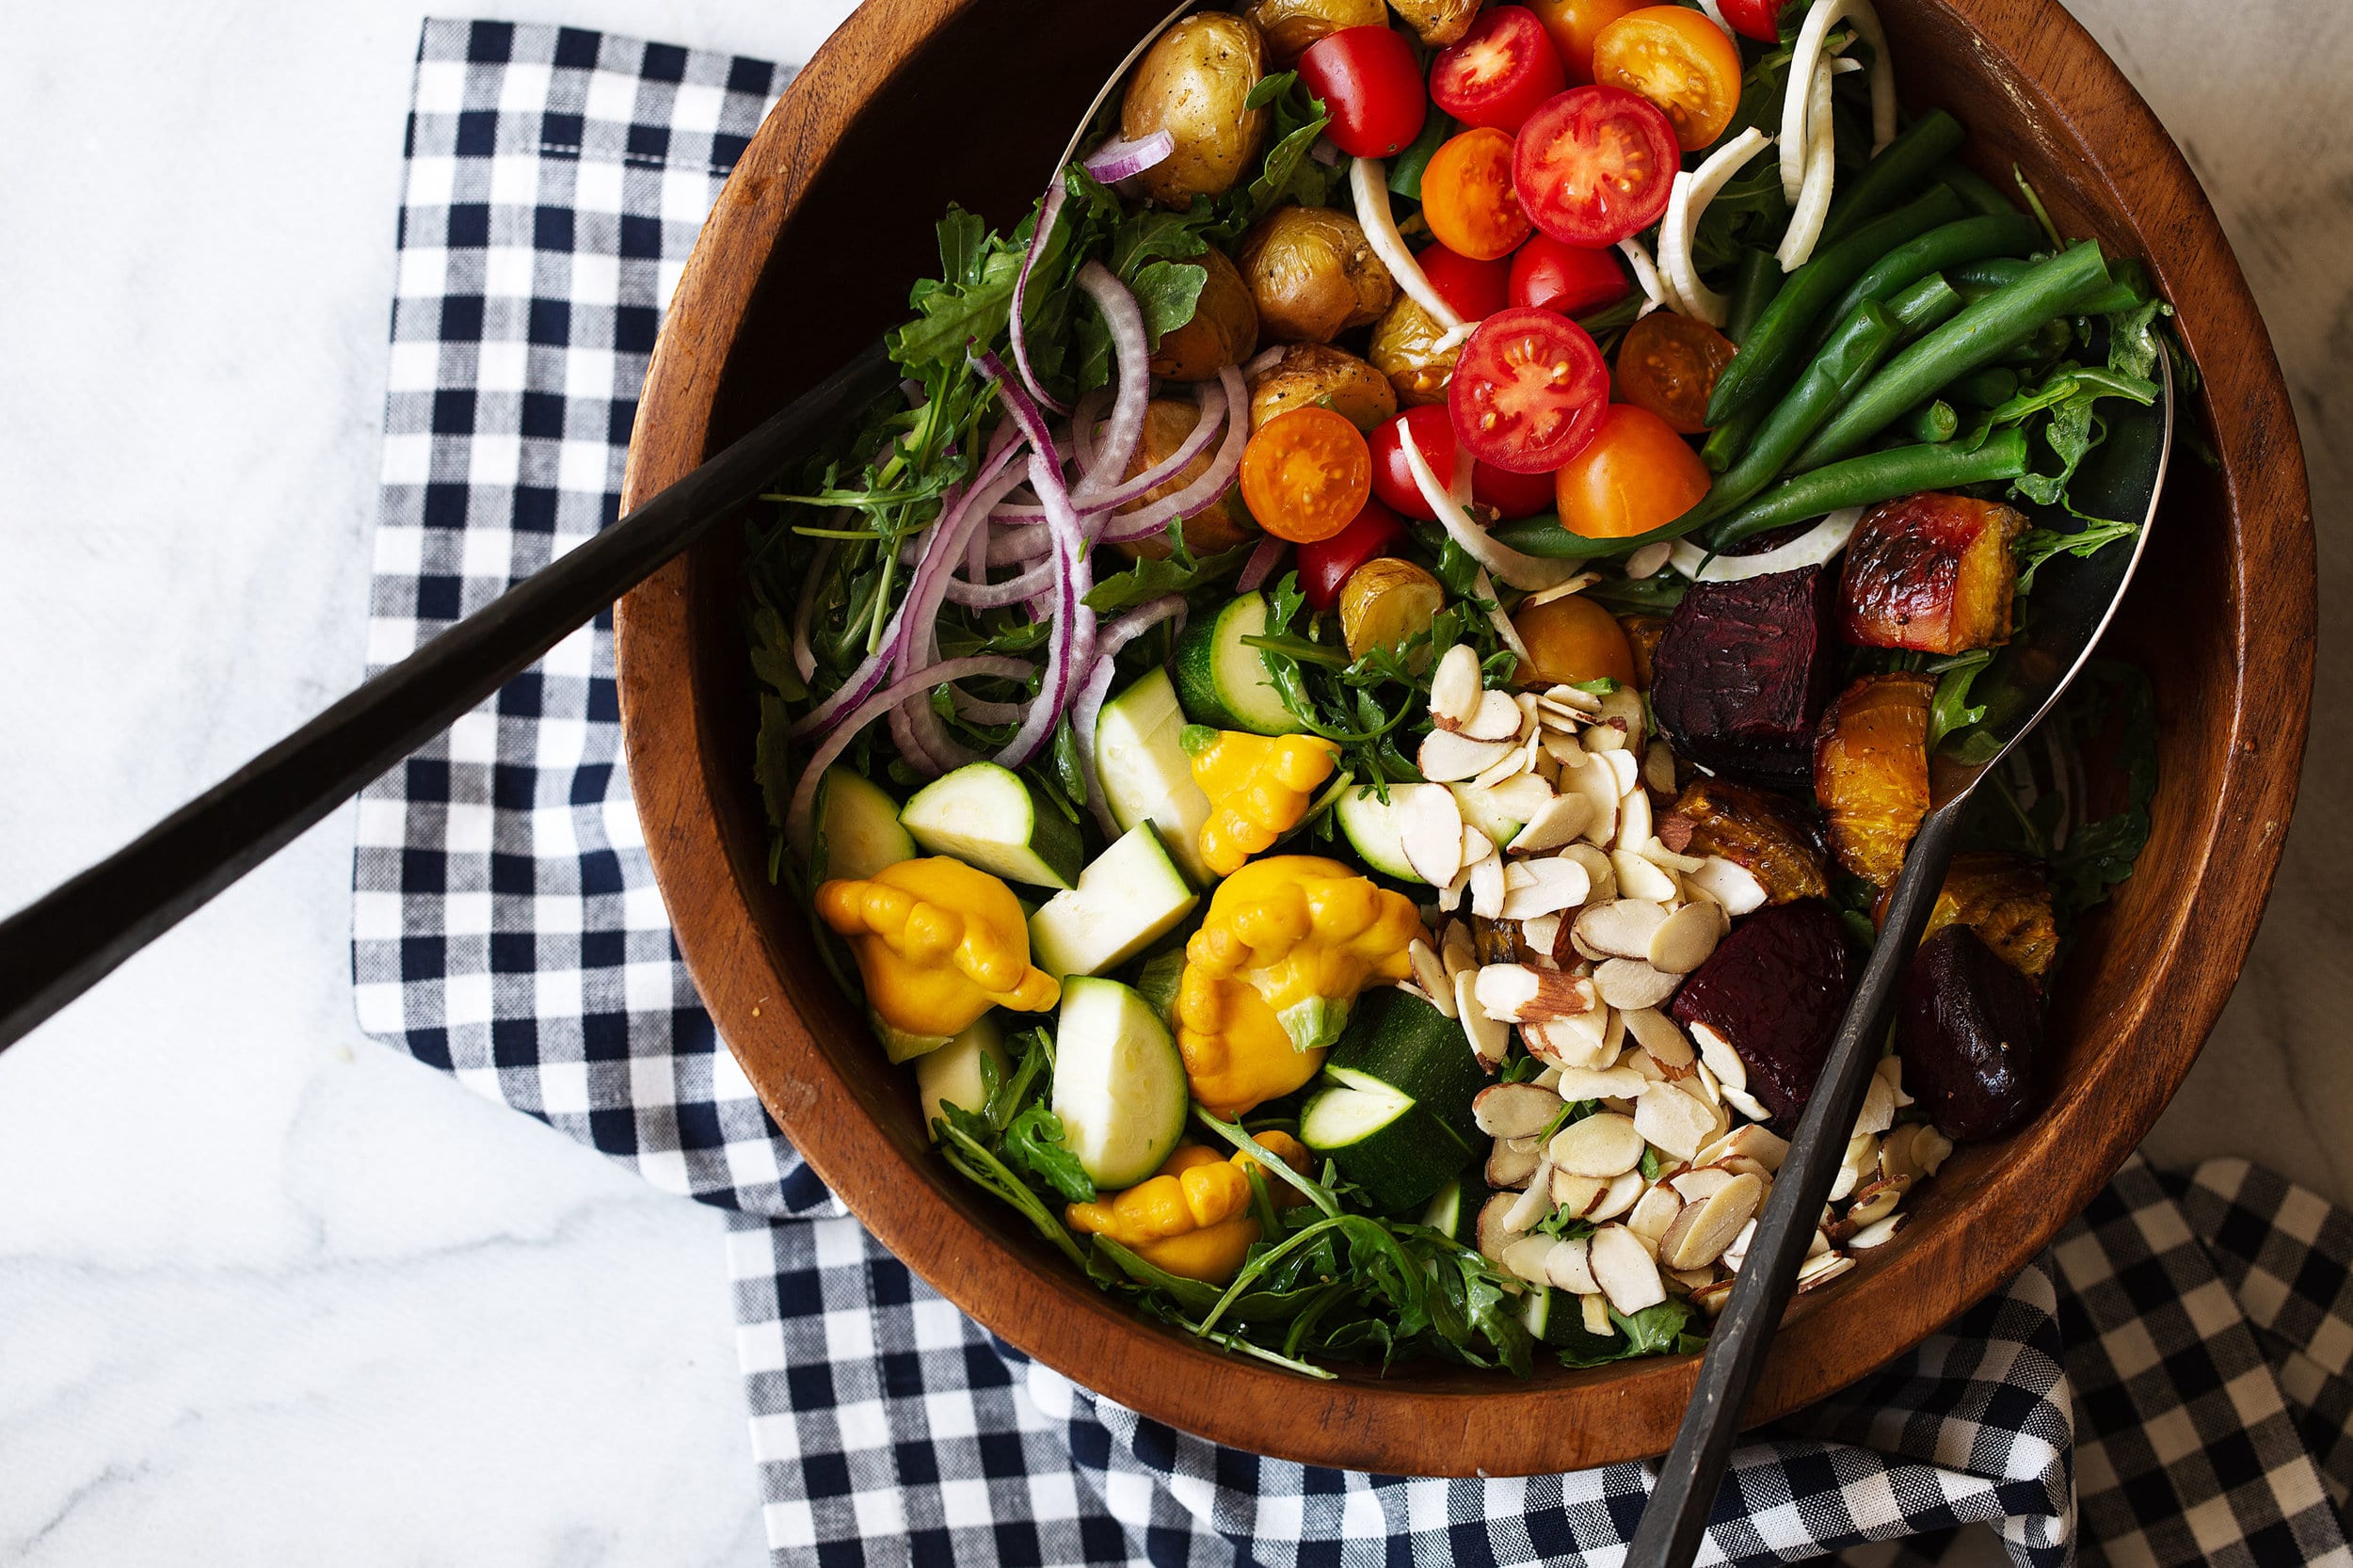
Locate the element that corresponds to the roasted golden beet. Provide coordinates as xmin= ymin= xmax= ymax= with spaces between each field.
xmin=1672 ymin=780 xmax=1829 ymax=904
xmin=1248 ymin=343 xmax=1398 ymax=432
xmin=1239 ymin=205 xmax=1397 ymax=344
xmin=1840 ymin=491 xmax=2028 ymax=654
xmin=1814 ymin=674 xmax=1935 ymax=887
xmin=1619 ymin=614 xmax=1669 ymax=691
xmin=1114 ymin=399 xmax=1255 ymax=559
xmin=1650 ymin=566 xmax=1840 ymax=789
xmin=1368 ymin=294 xmax=1459 ymax=407
xmin=1150 ymin=247 xmax=1258 ymax=382
xmin=1913 ymin=853 xmax=2059 ymax=979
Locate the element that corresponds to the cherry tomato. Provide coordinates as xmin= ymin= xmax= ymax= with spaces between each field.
xmin=1298 ymin=26 xmax=1430 ymax=159
xmin=1448 ymin=307 xmax=1610 ymax=474
xmin=1430 ymin=8 xmax=1566 ymax=133
xmin=1298 ymin=497 xmax=1410 ymax=610
xmin=1719 ymin=0 xmax=1789 ymax=43
xmin=1472 ymin=460 xmax=1557 ymax=520
xmin=1421 ymin=127 xmax=1535 ymax=262
xmin=1241 ymin=406 xmax=1374 ymax=543
xmin=1614 ymin=312 xmax=1737 ymax=434
xmin=1552 ymin=403 xmax=1711 ymax=538
xmin=1515 ymin=594 xmax=1638 ymax=686
xmin=1416 ymin=243 xmax=1511 ymax=321
xmin=1513 ymin=85 xmax=1679 ymax=248
xmin=1526 ymin=0 xmax=1645 ymax=85
xmin=1510 ymin=234 xmax=1631 ymax=318
xmin=1370 ymin=405 xmax=1561 ymax=520
xmin=1590 ymin=7 xmax=1744 ymax=152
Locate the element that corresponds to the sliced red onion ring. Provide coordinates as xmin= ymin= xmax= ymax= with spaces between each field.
xmin=1243 ymin=344 xmax=1287 ymax=377
xmin=784 ymin=655 xmax=1034 ymax=853
xmin=1069 ymin=387 xmax=1108 ymax=478
xmin=941 ymin=555 xmax=1058 ymax=609
xmin=985 ymin=524 xmax=1053 ymax=564
xmin=889 ymin=697 xmax=970 ymax=779
xmin=1073 ymin=378 xmax=1228 ymax=516
xmin=892 ymin=451 xmax=1031 ymax=775
xmin=950 ymin=688 xmax=1029 ymax=726
xmin=1070 ymin=262 xmax=1150 ymax=504
xmin=1238 ymin=534 xmax=1289 ymax=594
xmin=995 ymin=449 xmax=1097 ymax=767
xmin=1101 ymin=365 xmax=1249 ymax=544
xmin=1009 ymin=175 xmax=1071 ymax=416
xmin=1082 ymin=130 xmax=1175 ymax=184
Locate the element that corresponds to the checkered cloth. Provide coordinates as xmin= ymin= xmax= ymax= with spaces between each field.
xmin=351 ymin=20 xmax=2353 ymax=1567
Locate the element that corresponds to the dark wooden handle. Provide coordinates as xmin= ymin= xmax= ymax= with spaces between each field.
xmin=0 ymin=339 xmax=894 ymax=1054
xmin=1626 ymin=795 xmax=1970 ymax=1567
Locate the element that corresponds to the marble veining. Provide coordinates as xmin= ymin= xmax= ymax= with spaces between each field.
xmin=0 ymin=2 xmax=2344 ymax=1563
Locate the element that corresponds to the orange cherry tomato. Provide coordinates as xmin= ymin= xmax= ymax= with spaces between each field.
xmin=1241 ymin=407 xmax=1374 ymax=543
xmin=1614 ymin=312 xmax=1737 ymax=434
xmin=1553 ymin=403 xmax=1712 ymax=539
xmin=1513 ymin=593 xmax=1638 ymax=686
xmin=1527 ymin=0 xmax=1646 ymax=86
xmin=1419 ymin=127 xmax=1535 ymax=261
xmin=1589 ymin=6 xmax=1744 ymax=152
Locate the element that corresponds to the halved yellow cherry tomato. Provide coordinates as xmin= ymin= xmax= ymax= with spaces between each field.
xmin=1528 ymin=0 xmax=1646 ymax=86
xmin=1590 ymin=6 xmax=1743 ymax=152
xmin=1553 ymin=403 xmax=1712 ymax=538
xmin=1614 ymin=312 xmax=1737 ymax=434
xmin=1241 ymin=407 xmax=1374 ymax=543
xmin=1420 ymin=127 xmax=1536 ymax=262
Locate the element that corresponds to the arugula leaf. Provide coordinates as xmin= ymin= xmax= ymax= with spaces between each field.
xmin=1128 ymin=260 xmax=1209 ymax=350
xmin=1001 ymin=1101 xmax=1096 ymax=1204
xmin=2014 ymin=518 xmax=2139 ymax=595
xmin=1612 ymin=1300 xmax=1697 ymax=1357
xmin=1216 ymin=73 xmax=1336 ymax=235
xmin=1085 ymin=542 xmax=1253 ymax=614
xmin=1927 ymin=650 xmax=1993 ymax=753
xmin=890 ymin=217 xmax=1029 ymax=368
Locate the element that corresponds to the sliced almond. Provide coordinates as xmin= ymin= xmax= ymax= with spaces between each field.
xmin=1831 ymin=1133 xmax=1878 ymax=1202
xmin=1659 ymin=1172 xmax=1763 ymax=1271
xmin=1721 ymin=1218 xmax=1757 ymax=1272
xmin=1428 ymin=644 xmax=1483 ymax=729
xmin=1690 ymin=1277 xmax=1736 ymax=1316
xmin=1420 ymin=729 xmax=1520 ymax=783
xmin=1648 ymin=901 xmax=1724 ymax=975
xmin=1688 ymin=1021 xmax=1748 ymax=1096
xmin=1594 ymin=957 xmax=1680 ymax=1011
xmin=1525 ymin=1008 xmax=1612 ymax=1071
xmin=1501 ymin=1163 xmax=1559 ymax=1233
xmin=1589 ymin=1224 xmax=1667 ymax=1315
xmin=1520 ymin=912 xmax=1562 ymax=957
xmin=1597 ymin=688 xmax=1646 ymax=752
xmin=1806 ymin=1227 xmax=1832 ymax=1259
xmin=1476 ymin=1192 xmax=1527 ymax=1261
xmin=1572 ymin=898 xmax=1669 ymax=960
xmin=1459 ymin=687 xmax=1525 ymax=743
xmin=1713 ymin=1154 xmax=1774 ymax=1183
xmin=1619 ymin=785 xmax=1654 ymax=846
xmin=1591 ymin=747 xmax=1640 ymax=798
xmin=1635 ymin=836 xmax=1708 ymax=875
xmin=1483 ymin=771 xmax=1557 ymax=822
xmin=1485 ymin=1139 xmax=1542 ymax=1191
xmin=1634 ymin=1082 xmax=1717 ymax=1163
xmin=1507 ymin=793 xmax=1594 ymax=855
xmin=1852 ymin=1070 xmax=1896 ymax=1138
xmin=1684 ymin=856 xmax=1769 ymax=917
xmin=1468 ymin=856 xmax=1506 ymax=920
xmin=1499 ymin=856 xmax=1592 ymax=920
xmin=1623 ymin=541 xmax=1673 ymax=582
xmin=1657 ymin=812 xmax=1696 ymax=856
xmin=1440 ymin=920 xmax=1478 ymax=979
xmin=1626 ymin=1183 xmax=1683 ymax=1244
xmin=1472 ymin=1081 xmax=1562 ymax=1140
xmin=1500 ymin=1231 xmax=1559 ymax=1286
xmin=1692 ymin=1059 xmax=1723 ymax=1109
xmin=1454 ymin=969 xmax=1510 ymax=1069
xmin=1540 ymin=728 xmax=1586 ymax=766
xmin=1554 ymin=1064 xmax=1650 ymax=1101
xmin=1588 ymin=1168 xmax=1646 ymax=1223
xmin=1797 ymin=1251 xmax=1854 ymax=1292
xmin=1670 ymin=1166 xmax=1737 ymax=1204
xmin=1850 ymin=1212 xmax=1907 ymax=1250
xmin=1621 ymin=1008 xmax=1696 ymax=1076
xmin=1877 ymin=1054 xmax=1913 ymax=1109
xmin=1551 ymin=1167 xmax=1605 ymax=1214
xmin=1407 ymin=939 xmax=1454 ymax=1015
xmin=1559 ymin=842 xmax=1615 ymax=901
xmin=1666 ymin=1266 xmax=1718 ymax=1293
xmin=1580 ymin=1290 xmax=1614 ymax=1334
xmin=1580 ymin=721 xmax=1628 ymax=754
xmin=1548 ymin=1112 xmax=1643 ymax=1177
xmin=1396 ymin=784 xmax=1465 ymax=887
xmin=1531 ymin=1064 xmax=1563 ymax=1091
xmin=1545 ymin=1234 xmax=1599 ymax=1294
xmin=1609 ymin=847 xmax=1681 ymax=902
xmin=1474 ymin=962 xmax=1539 ymax=1022
xmin=1471 ymin=743 xmax=1534 ymax=791
xmin=1721 ymin=1082 xmax=1775 ymax=1124
xmin=1544 ymin=682 xmax=1605 ymax=715
xmin=1696 ymin=1124 xmax=1788 ymax=1173
xmin=1643 ymin=740 xmax=1678 ymax=795
xmin=1561 ymin=760 xmax=1620 ymax=847
xmin=1845 ymin=1175 xmax=1910 ymax=1228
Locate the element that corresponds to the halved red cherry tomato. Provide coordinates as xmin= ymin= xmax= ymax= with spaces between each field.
xmin=1614 ymin=312 xmax=1737 ymax=434
xmin=1590 ymin=7 xmax=1743 ymax=152
xmin=1527 ymin=0 xmax=1646 ymax=85
xmin=1510 ymin=233 xmax=1631 ymax=318
xmin=1298 ymin=497 xmax=1411 ymax=610
xmin=1298 ymin=26 xmax=1430 ymax=159
xmin=1421 ymin=127 xmax=1536 ymax=261
xmin=1430 ymin=8 xmax=1566 ymax=133
xmin=1553 ymin=403 xmax=1711 ymax=538
xmin=1416 ymin=243 xmax=1511 ymax=321
xmin=1448 ymin=307 xmax=1610 ymax=474
xmin=1719 ymin=0 xmax=1789 ymax=43
xmin=1371 ymin=406 xmax=1561 ymax=520
xmin=1241 ymin=406 xmax=1374 ymax=543
xmin=1513 ymin=85 xmax=1679 ymax=248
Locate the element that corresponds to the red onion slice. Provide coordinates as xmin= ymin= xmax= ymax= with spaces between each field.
xmin=1069 ymin=387 xmax=1108 ymax=479
xmin=1100 ymin=365 xmax=1249 ymax=544
xmin=1070 ymin=262 xmax=1151 ymax=505
xmin=892 ymin=450 xmax=1031 ymax=775
xmin=995 ymin=449 xmax=1096 ymax=767
xmin=1082 ymin=130 xmax=1175 ymax=184
xmin=784 ymin=654 xmax=1034 ymax=854
xmin=942 ymin=555 xmax=1058 ymax=609
xmin=1009 ymin=176 xmax=1071 ymax=416
xmin=1238 ymin=534 xmax=1289 ymax=594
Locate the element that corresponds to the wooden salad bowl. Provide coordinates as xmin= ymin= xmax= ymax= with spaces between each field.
xmin=615 ymin=0 xmax=2314 ymax=1473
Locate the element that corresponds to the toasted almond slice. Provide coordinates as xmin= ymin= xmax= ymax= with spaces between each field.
xmin=1686 ymin=1021 xmax=1748 ymax=1096
xmin=1540 ymin=728 xmax=1586 ymax=766
xmin=1797 ymin=1251 xmax=1854 ymax=1292
xmin=1555 ymin=1064 xmax=1650 ymax=1100
xmin=1545 ymin=682 xmax=1605 ymax=714
xmin=1429 ymin=644 xmax=1483 ymax=729
xmin=1623 ymin=541 xmax=1673 ymax=582
xmin=1477 ymin=1192 xmax=1527 ymax=1260
xmin=1589 ymin=1168 xmax=1646 ymax=1223
xmin=1635 ymin=836 xmax=1709 ymax=875
xmin=1474 ymin=963 xmax=1539 ymax=1022
xmin=1574 ymin=899 xmax=1671 ymax=959
xmin=1879 ymin=1122 xmax=1921 ymax=1183
xmin=1500 ymin=856 xmax=1592 ymax=920
xmin=1721 ymin=1217 xmax=1757 ymax=1272
xmin=1502 ymin=1163 xmax=1559 ymax=1234
xmin=1483 ymin=771 xmax=1557 ymax=821
xmin=1459 ymin=687 xmax=1525 ymax=743
xmin=1548 ymin=1112 xmax=1644 ymax=1177
xmin=1635 ymin=1082 xmax=1718 ymax=1163
xmin=1846 ymin=1174 xmax=1910 ymax=1227
xmin=1832 ymin=1133 xmax=1878 ymax=1202
xmin=1420 ymin=729 xmax=1520 ymax=783
xmin=1643 ymin=740 xmax=1678 ymax=794
xmin=1551 ymin=1167 xmax=1604 ymax=1214
xmin=1590 ymin=1224 xmax=1667 ymax=1315
xmin=1544 ymin=1234 xmax=1599 ymax=1294
xmin=1471 ymin=744 xmax=1534 ymax=791
xmin=1560 ymin=759 xmax=1620 ymax=846
xmin=1684 ymin=856 xmax=1769 ymax=917
xmin=1580 ymin=722 xmax=1628 ymax=754
xmin=1626 ymin=1183 xmax=1684 ymax=1243
xmin=1595 ymin=957 xmax=1680 ymax=1011
xmin=1619 ymin=784 xmax=1653 ymax=845
xmin=1850 ymin=1212 xmax=1906 ymax=1250
xmin=1670 ymin=1165 xmax=1737 ymax=1204
xmin=1475 ymin=1081 xmax=1564 ymax=1139
xmin=1525 ymin=1008 xmax=1613 ymax=1071
xmin=1521 ymin=913 xmax=1563 ymax=957
xmin=1648 ymin=901 xmax=1724 ymax=974
xmin=1455 ymin=969 xmax=1510 ymax=1069
xmin=1913 ymin=1126 xmax=1954 ymax=1177
xmin=1531 ymin=1064 xmax=1563 ymax=1091
xmin=1696 ymin=1123 xmax=1788 ymax=1173
xmin=1441 ymin=920 xmax=1478 ymax=979
xmin=1397 ymin=784 xmax=1466 ymax=887
xmin=1407 ymin=938 xmax=1452 ymax=1005
xmin=1593 ymin=747 xmax=1641 ymax=797
xmin=1465 ymin=856 xmax=1503 ymax=919
xmin=1486 ymin=1140 xmax=1542 ymax=1192
xmin=1507 ymin=793 xmax=1594 ymax=855
xmin=1597 ymin=688 xmax=1646 ymax=751
xmin=1806 ymin=1227 xmax=1832 ymax=1259
xmin=1852 ymin=1070 xmax=1896 ymax=1138
xmin=1691 ymin=1059 xmax=1723 ymax=1109
xmin=1689 ymin=1277 xmax=1736 ymax=1316
xmin=1500 ymin=1231 xmax=1558 ymax=1285
xmin=1877 ymin=1054 xmax=1913 ymax=1108
xmin=1721 ymin=1082 xmax=1774 ymax=1124
xmin=1462 ymin=825 xmax=1498 ymax=872
xmin=1609 ymin=847 xmax=1680 ymax=902
xmin=1621 ymin=1007 xmax=1695 ymax=1074
xmin=1713 ymin=1155 xmax=1774 ymax=1184
xmin=1665 ymin=1266 xmax=1716 ymax=1294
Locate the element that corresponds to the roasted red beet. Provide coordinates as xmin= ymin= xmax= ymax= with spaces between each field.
xmin=1841 ymin=492 xmax=2026 ymax=654
xmin=1897 ymin=923 xmax=2045 ymax=1140
xmin=1650 ymin=566 xmax=1839 ymax=788
xmin=1671 ymin=900 xmax=1854 ymax=1126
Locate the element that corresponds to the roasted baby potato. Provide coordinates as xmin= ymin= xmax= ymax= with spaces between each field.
xmin=1368 ymin=294 xmax=1460 ymax=407
xmin=1114 ymin=398 xmax=1256 ymax=558
xmin=1897 ymin=923 xmax=2044 ymax=1142
xmin=1238 ymin=205 xmax=1398 ymax=344
xmin=1650 ymin=566 xmax=1840 ymax=790
xmin=1340 ymin=558 xmax=1447 ymax=661
xmin=1248 ymin=343 xmax=1399 ymax=432
xmin=1814 ymin=673 xmax=1936 ymax=886
xmin=1243 ymin=0 xmax=1387 ymax=63
xmin=1387 ymin=0 xmax=1481 ymax=46
xmin=1151 ymin=246 xmax=1260 ymax=382
xmin=1122 ymin=14 xmax=1272 ymax=208
xmin=1841 ymin=491 xmax=2028 ymax=654
xmin=1672 ymin=780 xmax=1830 ymax=904
xmin=1901 ymin=852 xmax=2059 ymax=979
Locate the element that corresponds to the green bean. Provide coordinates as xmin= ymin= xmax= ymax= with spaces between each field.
xmin=1703 ymin=408 xmax=1763 ymax=473
xmin=1947 ymin=365 xmax=2021 ymax=408
xmin=1935 ymin=159 xmax=2019 ymax=218
xmin=1885 ymin=274 xmax=1963 ymax=339
xmin=1791 ymin=240 xmax=2113 ymax=470
xmin=1723 ymin=249 xmax=1785 ymax=346
xmin=1897 ymin=400 xmax=1961 ymax=444
xmin=1705 ymin=429 xmax=2034 ymax=551
xmin=1950 ymin=257 xmax=2148 ymax=314
xmin=1814 ymin=214 xmax=2044 ymax=345
xmin=1489 ymin=513 xmax=1691 ymax=561
xmin=1687 ymin=303 xmax=1901 ymax=526
xmin=1819 ymin=112 xmax=1968 ymax=248
xmin=1705 ymin=187 xmax=1966 ymax=427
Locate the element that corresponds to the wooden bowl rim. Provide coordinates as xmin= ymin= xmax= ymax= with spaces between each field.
xmin=614 ymin=0 xmax=2315 ymax=1474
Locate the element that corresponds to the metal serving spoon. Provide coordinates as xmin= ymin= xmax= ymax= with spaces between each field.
xmin=1626 ymin=344 xmax=2174 ymax=1566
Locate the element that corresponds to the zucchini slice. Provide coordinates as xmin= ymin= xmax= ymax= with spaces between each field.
xmin=1094 ymin=668 xmax=1217 ymax=886
xmin=914 ymin=1016 xmax=1007 ymax=1137
xmin=1172 ymin=594 xmax=1304 ymax=737
xmin=900 ymin=761 xmax=1082 ymax=890
xmin=1327 ymin=986 xmax=1487 ymax=1145
xmin=1298 ymin=1079 xmax=1473 ymax=1214
xmin=813 ymin=767 xmax=916 ymax=884
xmin=1333 ymin=784 xmax=1424 ymax=885
xmin=1029 ymin=824 xmax=1200 ymax=980
xmin=1050 ymin=977 xmax=1191 ymax=1189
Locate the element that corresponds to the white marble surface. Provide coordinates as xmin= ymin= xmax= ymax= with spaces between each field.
xmin=0 ymin=2 xmax=2342 ymax=1564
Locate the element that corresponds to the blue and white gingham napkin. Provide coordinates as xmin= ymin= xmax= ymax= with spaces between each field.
xmin=352 ymin=20 xmax=2353 ymax=1566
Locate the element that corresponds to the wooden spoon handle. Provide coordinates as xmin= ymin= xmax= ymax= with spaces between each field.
xmin=0 ymin=340 xmax=895 ymax=1054
xmin=1625 ymin=795 xmax=1970 ymax=1567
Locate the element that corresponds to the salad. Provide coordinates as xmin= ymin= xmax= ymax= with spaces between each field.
xmin=745 ymin=0 xmax=2169 ymax=1378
